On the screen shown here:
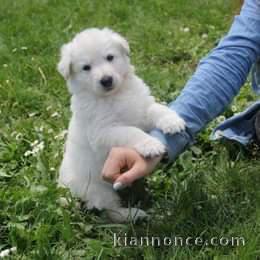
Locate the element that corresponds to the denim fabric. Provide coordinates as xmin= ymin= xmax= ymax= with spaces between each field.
xmin=252 ymin=58 xmax=260 ymax=94
xmin=211 ymin=57 xmax=260 ymax=146
xmin=151 ymin=0 xmax=260 ymax=160
xmin=211 ymin=101 xmax=260 ymax=145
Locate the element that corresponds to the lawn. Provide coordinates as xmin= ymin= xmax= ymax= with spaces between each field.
xmin=1 ymin=0 xmax=260 ymax=259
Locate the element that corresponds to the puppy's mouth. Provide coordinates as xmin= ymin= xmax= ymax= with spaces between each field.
xmin=103 ymin=85 xmax=114 ymax=92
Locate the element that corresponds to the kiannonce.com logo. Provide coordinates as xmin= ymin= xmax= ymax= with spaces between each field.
xmin=113 ymin=233 xmax=245 ymax=247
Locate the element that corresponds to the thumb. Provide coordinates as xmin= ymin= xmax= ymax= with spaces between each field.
xmin=113 ymin=164 xmax=144 ymax=189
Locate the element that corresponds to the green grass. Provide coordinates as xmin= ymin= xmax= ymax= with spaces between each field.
xmin=1 ymin=0 xmax=260 ymax=259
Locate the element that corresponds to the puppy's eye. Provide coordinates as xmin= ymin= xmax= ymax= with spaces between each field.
xmin=83 ymin=65 xmax=91 ymax=71
xmin=106 ymin=54 xmax=114 ymax=62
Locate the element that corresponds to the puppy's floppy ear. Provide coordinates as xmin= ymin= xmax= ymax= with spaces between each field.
xmin=104 ymin=28 xmax=130 ymax=56
xmin=113 ymin=33 xmax=130 ymax=56
xmin=57 ymin=43 xmax=72 ymax=79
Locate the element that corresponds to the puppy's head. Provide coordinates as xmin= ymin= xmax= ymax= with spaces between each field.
xmin=58 ymin=28 xmax=132 ymax=96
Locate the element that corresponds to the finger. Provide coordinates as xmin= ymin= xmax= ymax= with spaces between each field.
xmin=114 ymin=163 xmax=145 ymax=186
xmin=103 ymin=172 xmax=121 ymax=184
xmin=113 ymin=182 xmax=127 ymax=191
xmin=102 ymin=156 xmax=122 ymax=183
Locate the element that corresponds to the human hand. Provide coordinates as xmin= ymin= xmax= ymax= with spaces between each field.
xmin=102 ymin=147 xmax=162 ymax=190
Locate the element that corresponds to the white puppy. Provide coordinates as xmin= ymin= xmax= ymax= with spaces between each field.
xmin=58 ymin=28 xmax=185 ymax=223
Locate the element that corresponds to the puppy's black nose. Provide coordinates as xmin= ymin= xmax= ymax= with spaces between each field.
xmin=100 ymin=76 xmax=113 ymax=89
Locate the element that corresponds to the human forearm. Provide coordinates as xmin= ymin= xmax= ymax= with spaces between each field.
xmin=152 ymin=0 xmax=260 ymax=160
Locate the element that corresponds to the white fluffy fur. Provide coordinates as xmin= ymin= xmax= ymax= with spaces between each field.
xmin=58 ymin=28 xmax=185 ymax=223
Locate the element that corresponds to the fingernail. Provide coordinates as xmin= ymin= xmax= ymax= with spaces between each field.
xmin=113 ymin=182 xmax=126 ymax=191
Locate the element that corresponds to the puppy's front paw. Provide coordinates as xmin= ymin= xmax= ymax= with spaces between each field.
xmin=134 ymin=137 xmax=165 ymax=158
xmin=157 ymin=112 xmax=186 ymax=134
xmin=107 ymin=207 xmax=149 ymax=223
xmin=129 ymin=208 xmax=149 ymax=223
